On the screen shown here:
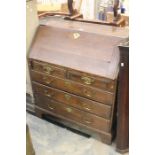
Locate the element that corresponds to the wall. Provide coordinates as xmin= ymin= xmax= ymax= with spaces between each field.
xmin=26 ymin=0 xmax=39 ymax=98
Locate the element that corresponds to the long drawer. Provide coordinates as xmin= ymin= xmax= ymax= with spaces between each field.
xmin=31 ymin=70 xmax=114 ymax=105
xmin=32 ymin=82 xmax=112 ymax=118
xmin=35 ymin=95 xmax=111 ymax=132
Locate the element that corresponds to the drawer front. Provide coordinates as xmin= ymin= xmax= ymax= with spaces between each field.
xmin=67 ymin=70 xmax=116 ymax=92
xmin=32 ymin=82 xmax=112 ymax=118
xmin=31 ymin=71 xmax=114 ymax=105
xmin=35 ymin=95 xmax=111 ymax=132
xmin=29 ymin=60 xmax=66 ymax=78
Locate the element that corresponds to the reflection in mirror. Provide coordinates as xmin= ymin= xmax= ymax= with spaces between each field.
xmin=36 ymin=0 xmax=129 ymax=27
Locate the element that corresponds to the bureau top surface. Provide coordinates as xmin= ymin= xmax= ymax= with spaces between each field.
xmin=39 ymin=16 xmax=129 ymax=39
xmin=29 ymin=18 xmax=128 ymax=79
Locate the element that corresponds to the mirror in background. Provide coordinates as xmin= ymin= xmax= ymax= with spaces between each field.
xmin=36 ymin=0 xmax=129 ymax=26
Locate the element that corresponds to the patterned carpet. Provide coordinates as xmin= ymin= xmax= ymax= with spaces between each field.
xmin=26 ymin=113 xmax=128 ymax=155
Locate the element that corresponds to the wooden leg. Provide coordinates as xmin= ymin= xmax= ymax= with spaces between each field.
xmin=99 ymin=133 xmax=112 ymax=145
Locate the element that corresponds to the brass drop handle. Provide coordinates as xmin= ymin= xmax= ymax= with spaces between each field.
xmin=64 ymin=94 xmax=71 ymax=101
xmin=43 ymin=65 xmax=54 ymax=74
xmin=65 ymin=107 xmax=73 ymax=113
xmin=47 ymin=104 xmax=55 ymax=110
xmin=81 ymin=76 xmax=94 ymax=85
xmin=43 ymin=76 xmax=54 ymax=84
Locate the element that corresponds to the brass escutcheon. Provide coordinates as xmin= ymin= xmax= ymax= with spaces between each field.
xmin=73 ymin=32 xmax=80 ymax=39
xmin=65 ymin=107 xmax=72 ymax=113
xmin=44 ymin=90 xmax=51 ymax=97
xmin=44 ymin=90 xmax=54 ymax=98
xmin=64 ymin=94 xmax=71 ymax=101
xmin=83 ymin=89 xmax=92 ymax=98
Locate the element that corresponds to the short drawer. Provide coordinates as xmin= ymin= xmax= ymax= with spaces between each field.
xmin=67 ymin=70 xmax=116 ymax=92
xmin=32 ymin=82 xmax=112 ymax=118
xmin=29 ymin=60 xmax=66 ymax=78
xmin=35 ymin=95 xmax=111 ymax=132
xmin=31 ymin=71 xmax=115 ymax=105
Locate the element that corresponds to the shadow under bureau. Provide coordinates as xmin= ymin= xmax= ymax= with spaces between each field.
xmin=28 ymin=18 xmax=128 ymax=144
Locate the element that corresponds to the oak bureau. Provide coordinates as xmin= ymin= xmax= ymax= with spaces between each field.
xmin=28 ymin=17 xmax=128 ymax=144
